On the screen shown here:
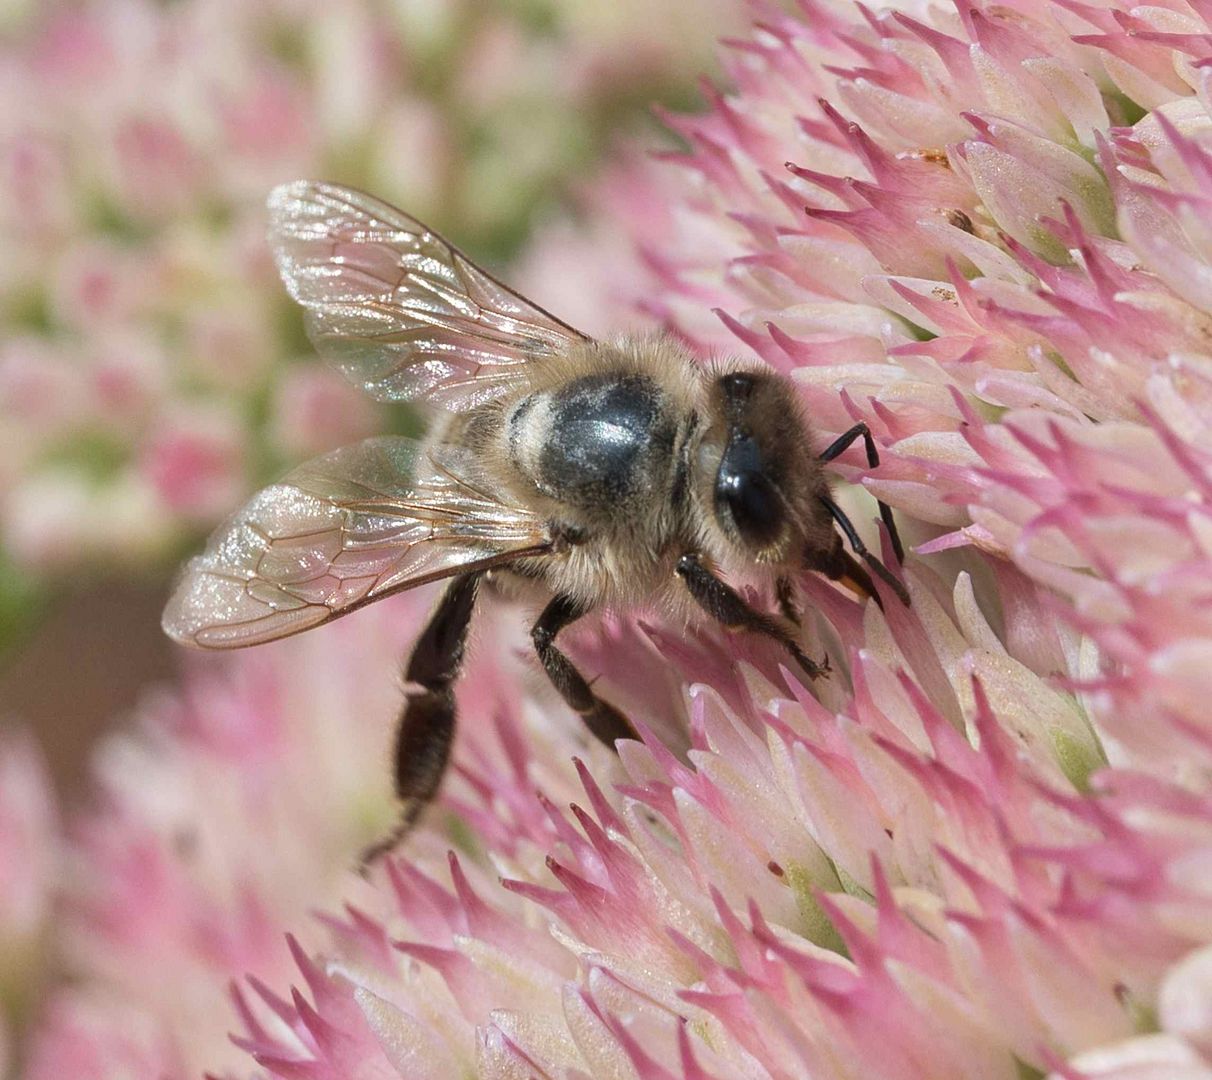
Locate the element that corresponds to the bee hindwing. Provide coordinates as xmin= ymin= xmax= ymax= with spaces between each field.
xmin=163 ymin=436 xmax=552 ymax=648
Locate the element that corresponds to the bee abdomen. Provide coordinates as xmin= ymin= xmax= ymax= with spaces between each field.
xmin=508 ymin=372 xmax=676 ymax=512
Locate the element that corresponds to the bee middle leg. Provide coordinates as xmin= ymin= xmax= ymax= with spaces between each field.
xmin=359 ymin=572 xmax=481 ymax=870
xmin=676 ymin=552 xmax=829 ymax=680
xmin=776 ymin=575 xmax=801 ymax=626
xmin=531 ymin=594 xmax=638 ymax=748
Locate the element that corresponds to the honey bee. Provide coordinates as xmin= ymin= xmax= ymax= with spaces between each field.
xmin=162 ymin=181 xmax=909 ymax=863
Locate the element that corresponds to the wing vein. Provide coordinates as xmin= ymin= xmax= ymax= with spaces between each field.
xmin=267 ymin=179 xmax=587 ymax=409
xmin=163 ymin=435 xmax=553 ymax=650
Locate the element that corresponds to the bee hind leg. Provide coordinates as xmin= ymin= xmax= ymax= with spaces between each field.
xmin=676 ymin=552 xmax=829 ymax=680
xmin=358 ymin=572 xmax=481 ymax=872
xmin=531 ymin=594 xmax=638 ymax=748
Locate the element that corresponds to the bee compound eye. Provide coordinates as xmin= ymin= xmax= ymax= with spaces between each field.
xmin=715 ymin=433 xmax=785 ymax=548
xmin=718 ymin=471 xmax=784 ymax=547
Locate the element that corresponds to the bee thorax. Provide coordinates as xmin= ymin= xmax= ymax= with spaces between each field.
xmin=507 ymin=372 xmax=677 ymax=516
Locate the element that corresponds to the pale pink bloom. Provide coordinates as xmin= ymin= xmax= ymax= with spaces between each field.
xmin=108 ymin=116 xmax=206 ymax=224
xmin=3 ymin=467 xmax=175 ymax=571
xmin=1162 ymin=946 xmax=1212 ymax=1059
xmin=556 ymin=0 xmax=751 ymax=98
xmin=0 ymin=132 xmax=72 ymax=241
xmin=512 ymin=216 xmax=641 ymax=339
xmin=177 ymin=299 xmax=277 ymax=393
xmin=0 ymin=731 xmax=57 ymax=1012
xmin=139 ymin=405 xmax=247 ymax=523
xmin=91 ymin=471 xmax=179 ymax=566
xmin=1060 ymin=1036 xmax=1212 ymax=1080
xmin=223 ymin=591 xmax=1211 ymax=1079
xmin=0 ymin=338 xmax=88 ymax=478
xmin=23 ymin=588 xmax=643 ymax=1077
xmin=593 ymin=3 xmax=1212 ymax=787
xmin=456 ymin=19 xmax=531 ymax=114
xmin=25 ymin=994 xmax=185 ymax=1080
xmin=85 ymin=332 xmax=167 ymax=427
xmin=24 ymin=596 xmax=425 ymax=1076
xmin=266 ymin=364 xmax=380 ymax=461
xmin=303 ymin=4 xmax=403 ymax=149
xmin=513 ymin=154 xmax=703 ymax=337
xmin=366 ymin=98 xmax=452 ymax=222
xmin=49 ymin=238 xmax=151 ymax=330
xmin=3 ymin=470 xmax=98 ymax=571
xmin=216 ymin=66 xmax=317 ymax=198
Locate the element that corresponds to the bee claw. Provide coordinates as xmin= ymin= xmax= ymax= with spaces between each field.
xmin=355 ymin=797 xmax=425 ymax=876
xmin=790 ymin=642 xmax=831 ymax=681
xmin=356 ymin=835 xmax=397 ymax=877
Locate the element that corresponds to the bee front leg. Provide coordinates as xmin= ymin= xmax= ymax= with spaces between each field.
xmin=820 ymin=497 xmax=911 ymax=608
xmin=676 ymin=553 xmax=829 ymax=680
xmin=359 ymin=572 xmax=481 ymax=871
xmin=531 ymin=594 xmax=638 ymax=748
xmin=818 ymin=421 xmax=905 ymax=565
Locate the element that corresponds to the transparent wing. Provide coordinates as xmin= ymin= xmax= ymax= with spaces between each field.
xmin=163 ymin=436 xmax=552 ymax=649
xmin=268 ymin=180 xmax=588 ymax=410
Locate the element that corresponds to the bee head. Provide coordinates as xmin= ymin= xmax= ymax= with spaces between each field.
xmin=700 ymin=366 xmax=833 ymax=566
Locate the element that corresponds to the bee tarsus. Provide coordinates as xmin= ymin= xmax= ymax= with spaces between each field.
xmin=531 ymin=593 xmax=639 ymax=747
xmin=776 ymin=575 xmax=802 ymax=626
xmin=675 ymin=552 xmax=830 ymax=680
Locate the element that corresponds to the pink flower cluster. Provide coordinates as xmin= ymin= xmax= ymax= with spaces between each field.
xmin=213 ymin=612 xmax=1212 ymax=1078
xmin=17 ymin=600 xmax=417 ymax=1078
xmin=215 ymin=2 xmax=1212 ymax=1078
xmin=619 ymin=0 xmax=1212 ymax=793
xmin=9 ymin=0 xmax=1212 ymax=1078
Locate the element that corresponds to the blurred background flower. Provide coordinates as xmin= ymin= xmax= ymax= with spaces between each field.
xmin=0 ymin=730 xmax=57 ymax=1077
xmin=20 ymin=600 xmax=410 ymax=1079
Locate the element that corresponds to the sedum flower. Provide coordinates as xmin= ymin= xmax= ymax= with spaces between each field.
xmin=21 ymin=0 xmax=1212 ymax=1078
xmin=16 ymin=592 xmax=648 ymax=1078
xmin=206 ymin=1 xmax=1212 ymax=1078
xmin=224 ymin=596 xmax=1212 ymax=1079
xmin=20 ymin=596 xmax=419 ymax=1078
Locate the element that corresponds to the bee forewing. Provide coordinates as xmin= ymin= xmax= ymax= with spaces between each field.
xmin=162 ymin=436 xmax=552 ymax=649
xmin=268 ymin=181 xmax=587 ymax=410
